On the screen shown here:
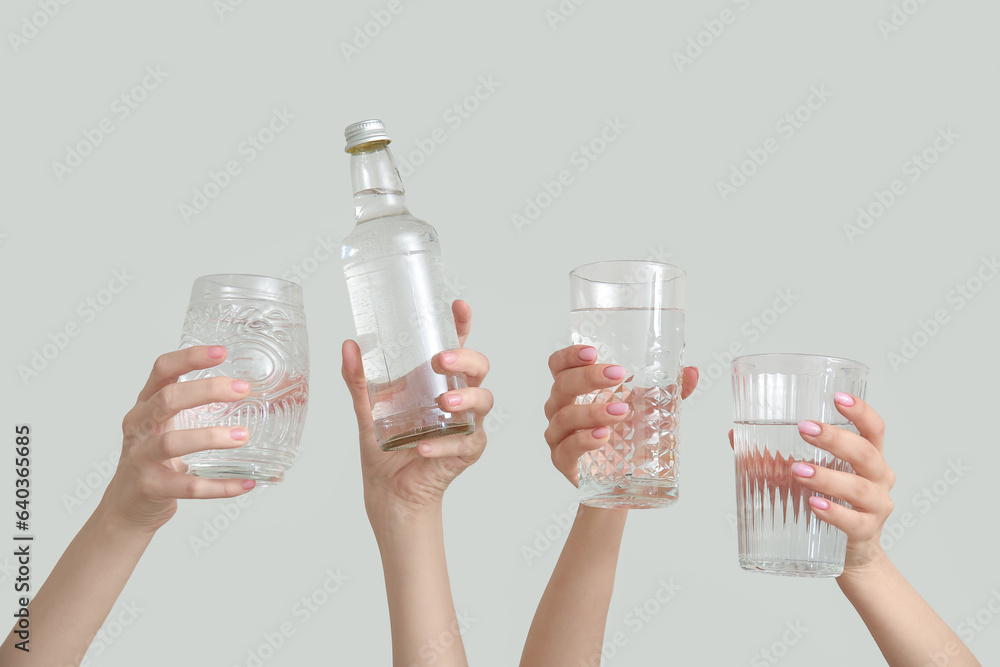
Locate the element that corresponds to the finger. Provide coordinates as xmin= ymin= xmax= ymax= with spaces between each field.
xmin=453 ymin=300 xmax=472 ymax=347
xmin=341 ymin=340 xmax=373 ymax=426
xmin=157 ymin=470 xmax=257 ymax=499
xmin=415 ymin=429 xmax=486 ymax=460
xmin=790 ymin=463 xmax=890 ymax=513
xmin=434 ymin=348 xmax=490 ymax=387
xmin=728 ymin=429 xmax=734 ymax=450
xmin=544 ymin=403 xmax=629 ymax=447
xmin=437 ymin=387 xmax=494 ymax=419
xmin=548 ymin=345 xmax=600 ymax=379
xmin=134 ymin=376 xmax=251 ymax=428
xmin=551 ymin=428 xmax=612 ymax=479
xmin=804 ymin=495 xmax=872 ymax=539
xmin=833 ymin=393 xmax=885 ymax=452
xmin=137 ymin=346 xmax=228 ymax=403
xmin=680 ymin=366 xmax=699 ymax=400
xmin=796 ymin=420 xmax=890 ymax=484
xmin=153 ymin=426 xmax=249 ymax=461
xmin=545 ymin=364 xmax=629 ymax=419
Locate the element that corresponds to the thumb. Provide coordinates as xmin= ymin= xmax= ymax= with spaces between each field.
xmin=341 ymin=340 xmax=372 ymax=425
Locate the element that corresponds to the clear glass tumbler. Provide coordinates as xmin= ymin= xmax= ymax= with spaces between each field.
xmin=570 ymin=261 xmax=686 ymax=509
xmin=732 ymin=353 xmax=868 ymax=576
xmin=175 ymin=274 xmax=309 ymax=485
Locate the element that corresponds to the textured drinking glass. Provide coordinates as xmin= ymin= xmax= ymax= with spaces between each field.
xmin=570 ymin=261 xmax=686 ymax=509
xmin=175 ymin=275 xmax=309 ymax=485
xmin=732 ymin=354 xmax=868 ymax=577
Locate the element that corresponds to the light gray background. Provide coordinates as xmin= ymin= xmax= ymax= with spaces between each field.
xmin=2 ymin=1 xmax=998 ymax=665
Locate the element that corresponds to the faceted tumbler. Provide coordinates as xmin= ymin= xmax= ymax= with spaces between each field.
xmin=570 ymin=261 xmax=686 ymax=509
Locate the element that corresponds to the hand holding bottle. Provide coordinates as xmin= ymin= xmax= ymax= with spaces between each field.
xmin=342 ymin=300 xmax=492 ymax=521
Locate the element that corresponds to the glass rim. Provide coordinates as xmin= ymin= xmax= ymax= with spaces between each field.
xmin=189 ymin=274 xmax=304 ymax=305
xmin=569 ymin=260 xmax=686 ymax=285
xmin=733 ymin=352 xmax=869 ymax=373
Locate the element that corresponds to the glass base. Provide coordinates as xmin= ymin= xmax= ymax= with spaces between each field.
xmin=183 ymin=449 xmax=292 ymax=486
xmin=580 ymin=480 xmax=678 ymax=509
xmin=739 ymin=558 xmax=843 ymax=578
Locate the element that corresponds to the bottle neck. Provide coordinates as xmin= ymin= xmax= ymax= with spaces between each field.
xmin=349 ymin=141 xmax=411 ymax=222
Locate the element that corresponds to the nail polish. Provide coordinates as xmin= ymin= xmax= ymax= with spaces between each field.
xmin=440 ymin=351 xmax=457 ymax=365
xmin=604 ymin=365 xmax=626 ymax=380
xmin=607 ymin=403 xmax=628 ymax=416
xmin=809 ymin=496 xmax=830 ymax=511
xmin=791 ymin=462 xmax=815 ymax=478
xmin=231 ymin=379 xmax=250 ymax=393
xmin=578 ymin=347 xmax=598 ymax=362
xmin=798 ymin=420 xmax=822 ymax=436
xmin=208 ymin=346 xmax=226 ymax=359
xmin=230 ymin=427 xmax=249 ymax=441
xmin=834 ymin=392 xmax=855 ymax=407
xmin=592 ymin=427 xmax=610 ymax=439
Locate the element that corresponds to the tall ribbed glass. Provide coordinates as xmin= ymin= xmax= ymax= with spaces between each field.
xmin=175 ymin=274 xmax=309 ymax=485
xmin=732 ymin=354 xmax=868 ymax=576
xmin=571 ymin=261 xmax=686 ymax=509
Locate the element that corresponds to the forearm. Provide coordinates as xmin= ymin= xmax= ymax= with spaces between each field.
xmin=371 ymin=503 xmax=467 ymax=667
xmin=837 ymin=549 xmax=979 ymax=667
xmin=0 ymin=500 xmax=154 ymax=666
xmin=520 ymin=505 xmax=628 ymax=667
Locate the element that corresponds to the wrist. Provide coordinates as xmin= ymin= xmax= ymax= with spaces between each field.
xmin=365 ymin=493 xmax=443 ymax=543
xmin=839 ymin=543 xmax=892 ymax=586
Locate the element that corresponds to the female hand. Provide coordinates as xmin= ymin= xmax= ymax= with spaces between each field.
xmin=100 ymin=345 xmax=257 ymax=532
xmin=789 ymin=393 xmax=894 ymax=572
xmin=544 ymin=345 xmax=699 ymax=486
xmin=342 ymin=300 xmax=493 ymax=520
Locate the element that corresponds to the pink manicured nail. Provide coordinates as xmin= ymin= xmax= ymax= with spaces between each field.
xmin=578 ymin=347 xmax=598 ymax=362
xmin=809 ymin=496 xmax=830 ymax=510
xmin=834 ymin=392 xmax=855 ymax=407
xmin=446 ymin=394 xmax=462 ymax=407
xmin=791 ymin=462 xmax=815 ymax=478
xmin=231 ymin=379 xmax=250 ymax=392
xmin=419 ymin=443 xmax=433 ymax=455
xmin=207 ymin=345 xmax=226 ymax=359
xmin=798 ymin=420 xmax=822 ymax=436
xmin=230 ymin=427 xmax=249 ymax=441
xmin=604 ymin=365 xmax=627 ymax=380
xmin=592 ymin=427 xmax=610 ymax=439
xmin=241 ymin=479 xmax=256 ymax=490
xmin=607 ymin=403 xmax=629 ymax=416
xmin=440 ymin=351 xmax=457 ymax=365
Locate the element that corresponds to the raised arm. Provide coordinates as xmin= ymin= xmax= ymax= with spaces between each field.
xmin=784 ymin=393 xmax=980 ymax=667
xmin=0 ymin=346 xmax=256 ymax=666
xmin=341 ymin=300 xmax=492 ymax=667
xmin=520 ymin=346 xmax=697 ymax=666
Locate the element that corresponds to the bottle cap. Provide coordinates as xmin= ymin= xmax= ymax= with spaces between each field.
xmin=344 ymin=119 xmax=391 ymax=152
